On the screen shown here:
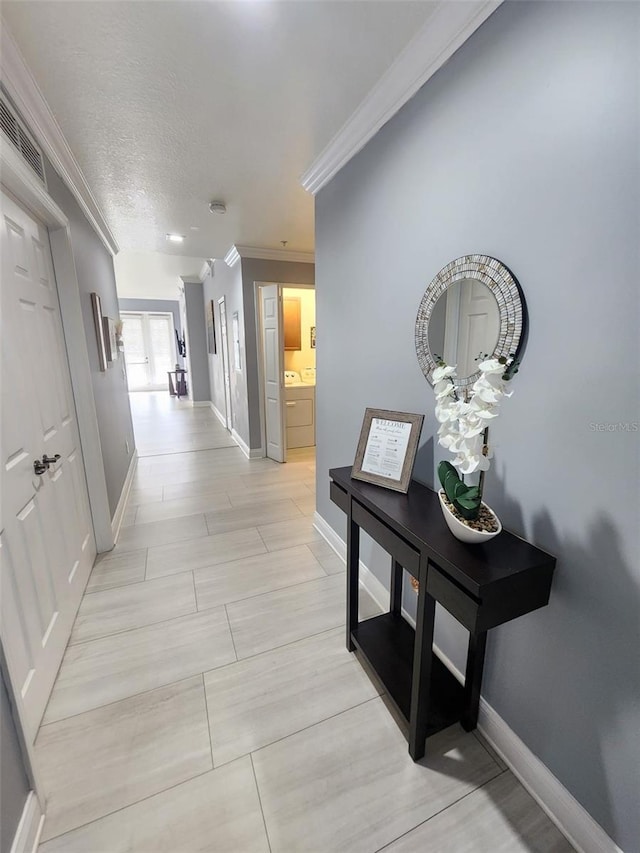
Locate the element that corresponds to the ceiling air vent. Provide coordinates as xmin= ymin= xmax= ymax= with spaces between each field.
xmin=0 ymin=94 xmax=46 ymax=186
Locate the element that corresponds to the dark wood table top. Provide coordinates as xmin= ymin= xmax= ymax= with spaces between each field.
xmin=330 ymin=466 xmax=556 ymax=599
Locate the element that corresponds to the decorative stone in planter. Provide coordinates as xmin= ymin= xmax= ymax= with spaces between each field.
xmin=438 ymin=490 xmax=501 ymax=544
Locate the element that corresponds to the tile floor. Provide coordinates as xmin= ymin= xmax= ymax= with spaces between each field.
xmin=37 ymin=392 xmax=573 ymax=851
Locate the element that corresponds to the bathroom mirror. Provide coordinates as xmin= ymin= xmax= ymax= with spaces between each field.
xmin=415 ymin=255 xmax=527 ymax=388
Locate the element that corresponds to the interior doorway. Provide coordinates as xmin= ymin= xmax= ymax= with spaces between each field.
xmin=256 ymin=283 xmax=316 ymax=463
xmin=121 ymin=312 xmax=175 ymax=391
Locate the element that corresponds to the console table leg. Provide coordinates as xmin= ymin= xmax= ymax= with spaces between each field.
xmin=389 ymin=560 xmax=403 ymax=615
xmin=346 ymin=502 xmax=360 ymax=652
xmin=462 ymin=631 xmax=487 ymax=731
xmin=409 ymin=559 xmax=436 ymax=761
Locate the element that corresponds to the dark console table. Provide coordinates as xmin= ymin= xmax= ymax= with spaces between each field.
xmin=329 ymin=466 xmax=555 ymax=761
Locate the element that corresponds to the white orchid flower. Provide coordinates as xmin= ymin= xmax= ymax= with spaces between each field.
xmin=433 ymin=364 xmax=457 ymax=382
xmin=477 ymin=358 xmax=504 ymax=375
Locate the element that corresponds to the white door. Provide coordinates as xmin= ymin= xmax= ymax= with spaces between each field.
xmin=218 ymin=297 xmax=232 ymax=430
xmin=1 ymin=190 xmax=96 ymax=742
xmin=122 ymin=312 xmax=175 ymax=391
xmin=444 ymin=279 xmax=501 ymax=377
xmin=261 ymin=285 xmax=285 ymax=462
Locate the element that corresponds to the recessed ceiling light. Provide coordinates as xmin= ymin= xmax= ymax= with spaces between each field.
xmin=166 ymin=233 xmax=185 ymax=243
xmin=190 ymin=225 xmax=200 ymax=231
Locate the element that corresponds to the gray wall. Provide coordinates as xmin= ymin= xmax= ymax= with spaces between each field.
xmin=241 ymin=259 xmax=315 ymax=449
xmin=183 ymin=281 xmax=210 ymax=402
xmin=1 ymin=661 xmax=30 ymax=853
xmin=202 ymin=260 xmax=245 ymax=428
xmin=45 ymin=161 xmax=135 ymax=518
xmin=118 ymin=298 xmax=184 ymax=368
xmin=201 ymin=258 xmax=314 ymax=448
xmin=315 ymin=3 xmax=639 ymax=851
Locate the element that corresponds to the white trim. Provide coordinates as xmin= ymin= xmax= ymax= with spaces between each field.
xmin=111 ymin=449 xmax=138 ymax=542
xmin=0 ymin=142 xmax=61 ymax=224
xmin=209 ymin=401 xmax=228 ymax=429
xmin=313 ymin=510 xmax=621 ymax=853
xmin=1 ymin=24 xmax=119 ymax=255
xmin=9 ymin=792 xmax=44 ymax=853
xmin=477 ymin=705 xmax=623 ymax=853
xmin=191 ymin=401 xmax=211 ymax=408
xmin=231 ymin=428 xmax=262 ymax=459
xmin=224 ymin=244 xmax=314 ymax=266
xmin=224 ymin=245 xmax=240 ymax=267
xmin=198 ymin=260 xmax=214 ymax=282
xmin=301 ymin=0 xmax=502 ymax=195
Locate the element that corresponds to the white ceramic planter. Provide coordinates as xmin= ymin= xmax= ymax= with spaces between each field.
xmin=438 ymin=490 xmax=502 ymax=544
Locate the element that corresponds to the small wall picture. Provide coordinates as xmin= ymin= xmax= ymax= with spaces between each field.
xmin=310 ymin=326 xmax=316 ymax=348
xmin=206 ymin=300 xmax=217 ymax=354
xmin=102 ymin=317 xmax=118 ymax=363
xmin=91 ymin=292 xmax=108 ymax=372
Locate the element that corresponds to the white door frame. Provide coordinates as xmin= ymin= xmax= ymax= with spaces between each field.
xmin=1 ymin=142 xmax=114 ymax=817
xmin=254 ymin=281 xmax=315 ymax=459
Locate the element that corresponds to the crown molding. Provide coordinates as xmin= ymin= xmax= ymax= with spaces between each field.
xmin=198 ymin=259 xmax=215 ymax=281
xmin=224 ymin=245 xmax=241 ymax=267
xmin=1 ymin=20 xmax=119 ymax=256
xmin=224 ymin=244 xmax=315 ymax=266
xmin=301 ymin=0 xmax=502 ymax=195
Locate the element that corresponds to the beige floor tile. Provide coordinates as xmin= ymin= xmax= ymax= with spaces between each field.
xmin=86 ymin=549 xmax=147 ymax=594
xmin=135 ymin=491 xmax=232 ymax=525
xmin=292 ymin=493 xmax=316 ymax=516
xmin=44 ymin=608 xmax=236 ymax=723
xmin=70 ymin=574 xmax=196 ymax=644
xmin=204 ymin=628 xmax=381 ymax=766
xmin=252 ymin=701 xmax=501 ymax=853
xmin=307 ymin=539 xmax=345 ymax=575
xmin=37 ymin=676 xmax=212 ymax=842
xmin=384 ymin=771 xmax=575 ymax=852
xmin=39 ymin=756 xmax=270 ymax=853
xmin=162 ymin=476 xmax=243 ymax=501
xmin=226 ymin=574 xmax=344 ymax=659
xmin=120 ymin=505 xmax=138 ymax=528
xmin=204 ymin=499 xmax=303 ymax=536
xmin=258 ymin=515 xmax=323 ymax=551
xmin=226 ymin=480 xmax=313 ymax=508
xmin=126 ymin=486 xmax=163 ymax=506
xmin=194 ymin=545 xmax=326 ymax=610
xmin=146 ymin=528 xmax=267 ymax=580
xmin=116 ymin=513 xmax=208 ymax=552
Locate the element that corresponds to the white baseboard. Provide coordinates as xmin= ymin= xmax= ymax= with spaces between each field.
xmin=111 ymin=449 xmax=138 ymax=544
xmin=231 ymin=428 xmax=263 ymax=459
xmin=312 ymin=511 xmax=621 ymax=853
xmin=191 ymin=400 xmax=211 ymax=407
xmin=10 ymin=792 xmax=44 ymax=853
xmin=209 ymin=401 xmax=228 ymax=429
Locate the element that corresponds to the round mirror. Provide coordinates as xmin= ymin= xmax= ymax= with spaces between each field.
xmin=415 ymin=255 xmax=527 ymax=388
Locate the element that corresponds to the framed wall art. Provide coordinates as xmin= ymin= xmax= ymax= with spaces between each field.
xmin=91 ymin=292 xmax=108 ymax=372
xmin=206 ymin=300 xmax=217 ymax=354
xmin=352 ymin=408 xmax=424 ymax=493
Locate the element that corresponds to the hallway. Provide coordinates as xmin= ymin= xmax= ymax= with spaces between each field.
xmin=34 ymin=398 xmax=572 ymax=852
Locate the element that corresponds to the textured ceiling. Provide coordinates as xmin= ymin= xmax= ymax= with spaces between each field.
xmin=3 ymin=0 xmax=435 ymax=257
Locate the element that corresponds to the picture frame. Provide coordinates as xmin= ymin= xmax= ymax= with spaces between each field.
xmin=91 ymin=292 xmax=108 ymax=372
xmin=206 ymin=300 xmax=217 ymax=354
xmin=310 ymin=326 xmax=316 ymax=348
xmin=102 ymin=316 xmax=118 ymax=363
xmin=352 ymin=408 xmax=424 ymax=493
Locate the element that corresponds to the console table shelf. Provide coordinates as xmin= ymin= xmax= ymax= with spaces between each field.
xmin=329 ymin=465 xmax=556 ymax=761
xmin=352 ymin=613 xmax=464 ymax=736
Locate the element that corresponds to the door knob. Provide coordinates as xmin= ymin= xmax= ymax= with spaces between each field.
xmin=42 ymin=454 xmax=61 ymax=465
xmin=34 ymin=459 xmax=48 ymax=475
